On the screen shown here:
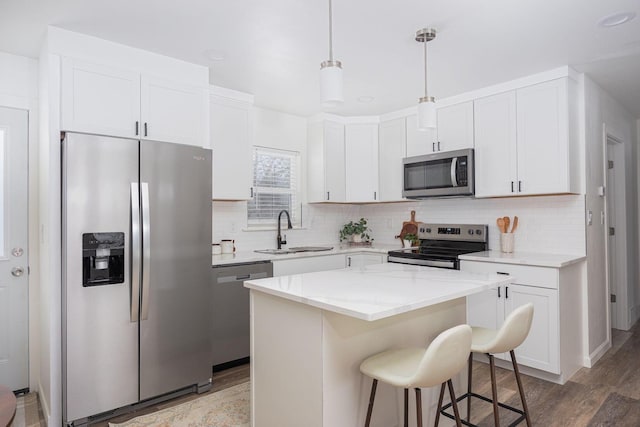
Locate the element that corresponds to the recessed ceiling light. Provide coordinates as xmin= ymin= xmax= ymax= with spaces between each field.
xmin=203 ymin=49 xmax=225 ymax=61
xmin=598 ymin=11 xmax=636 ymax=28
xmin=357 ymin=96 xmax=375 ymax=103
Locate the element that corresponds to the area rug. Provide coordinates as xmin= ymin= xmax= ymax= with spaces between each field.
xmin=109 ymin=381 xmax=250 ymax=427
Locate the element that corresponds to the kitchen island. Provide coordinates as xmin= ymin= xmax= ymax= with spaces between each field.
xmin=245 ymin=263 xmax=512 ymax=427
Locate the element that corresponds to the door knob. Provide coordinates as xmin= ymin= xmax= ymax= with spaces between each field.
xmin=11 ymin=267 xmax=24 ymax=277
xmin=12 ymin=247 xmax=24 ymax=257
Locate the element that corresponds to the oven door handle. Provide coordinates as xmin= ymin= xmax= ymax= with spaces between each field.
xmin=450 ymin=157 xmax=458 ymax=187
xmin=388 ymin=256 xmax=456 ymax=269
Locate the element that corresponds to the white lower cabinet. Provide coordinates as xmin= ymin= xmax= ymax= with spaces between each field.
xmin=346 ymin=253 xmax=385 ymax=267
xmin=462 ymin=261 xmax=560 ymax=374
xmin=272 ymin=254 xmax=345 ymax=277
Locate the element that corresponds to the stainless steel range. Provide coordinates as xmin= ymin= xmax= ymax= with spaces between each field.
xmin=388 ymin=223 xmax=488 ymax=270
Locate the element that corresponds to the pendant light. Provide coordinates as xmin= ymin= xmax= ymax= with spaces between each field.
xmin=416 ymin=28 xmax=436 ymax=130
xmin=320 ymin=0 xmax=343 ymax=106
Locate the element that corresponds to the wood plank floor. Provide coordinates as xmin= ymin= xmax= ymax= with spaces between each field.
xmin=15 ymin=323 xmax=640 ymax=426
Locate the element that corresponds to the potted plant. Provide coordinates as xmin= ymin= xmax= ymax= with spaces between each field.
xmin=403 ymin=233 xmax=420 ymax=248
xmin=339 ymin=218 xmax=373 ymax=243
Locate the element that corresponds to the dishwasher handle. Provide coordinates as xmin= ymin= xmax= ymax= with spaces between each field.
xmin=217 ymin=271 xmax=269 ymax=284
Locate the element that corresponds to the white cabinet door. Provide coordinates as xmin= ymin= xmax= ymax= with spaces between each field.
xmin=272 ymin=254 xmax=346 ymax=277
xmin=346 ymin=254 xmax=384 ymax=267
xmin=345 ymin=124 xmax=379 ymax=202
xmin=436 ymin=101 xmax=474 ymax=152
xmin=516 ymin=79 xmax=569 ymax=195
xmin=61 ymin=57 xmax=140 ymax=138
xmin=324 ymin=121 xmax=346 ymax=202
xmin=405 ymin=114 xmax=436 ymax=156
xmin=378 ymin=118 xmax=406 ymax=202
xmin=473 ymin=91 xmax=518 ymax=197
xmin=210 ymin=95 xmax=253 ymax=200
xmin=505 ymin=284 xmax=560 ymax=374
xmin=141 ymin=76 xmax=207 ymax=146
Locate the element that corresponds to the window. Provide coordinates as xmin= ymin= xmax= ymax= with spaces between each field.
xmin=247 ymin=146 xmax=301 ymax=228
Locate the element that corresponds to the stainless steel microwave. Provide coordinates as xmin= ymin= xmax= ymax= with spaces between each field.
xmin=402 ymin=148 xmax=474 ymax=198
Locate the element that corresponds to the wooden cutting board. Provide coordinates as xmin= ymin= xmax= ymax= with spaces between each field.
xmin=396 ymin=210 xmax=419 ymax=242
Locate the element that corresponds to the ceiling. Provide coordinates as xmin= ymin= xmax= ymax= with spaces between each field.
xmin=1 ymin=0 xmax=639 ymax=118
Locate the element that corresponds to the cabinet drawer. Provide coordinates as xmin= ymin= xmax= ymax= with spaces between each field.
xmin=460 ymin=261 xmax=558 ymax=289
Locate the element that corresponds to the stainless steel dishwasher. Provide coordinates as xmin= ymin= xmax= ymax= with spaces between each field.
xmin=211 ymin=260 xmax=273 ymax=370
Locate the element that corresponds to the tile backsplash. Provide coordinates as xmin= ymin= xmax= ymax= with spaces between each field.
xmin=213 ymin=194 xmax=586 ymax=255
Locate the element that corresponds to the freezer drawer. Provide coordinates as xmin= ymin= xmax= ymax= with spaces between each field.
xmin=211 ymin=261 xmax=273 ymax=367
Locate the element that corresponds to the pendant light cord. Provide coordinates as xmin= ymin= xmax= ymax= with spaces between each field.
xmin=328 ymin=0 xmax=334 ymax=61
xmin=423 ymin=36 xmax=428 ymax=98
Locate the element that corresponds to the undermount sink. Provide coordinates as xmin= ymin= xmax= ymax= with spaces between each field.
xmin=288 ymin=246 xmax=334 ymax=252
xmin=254 ymin=246 xmax=334 ymax=255
xmin=254 ymin=248 xmax=294 ymax=255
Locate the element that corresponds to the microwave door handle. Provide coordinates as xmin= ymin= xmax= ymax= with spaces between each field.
xmin=450 ymin=157 xmax=458 ymax=187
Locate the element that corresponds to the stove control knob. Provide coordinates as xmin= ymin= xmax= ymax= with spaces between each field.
xmin=475 ymin=229 xmax=482 ymax=235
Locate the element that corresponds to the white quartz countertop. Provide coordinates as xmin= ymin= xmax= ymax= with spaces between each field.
xmin=244 ymin=263 xmax=512 ymax=321
xmin=212 ymin=243 xmax=397 ymax=266
xmin=458 ymin=250 xmax=586 ymax=268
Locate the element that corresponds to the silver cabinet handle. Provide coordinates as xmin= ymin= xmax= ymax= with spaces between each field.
xmin=135 ymin=121 xmax=139 ymax=136
xmin=374 ymin=191 xmax=377 ymax=200
xmin=130 ymin=183 xmax=141 ymax=323
xmin=432 ymin=142 xmax=436 ymax=152
xmin=347 ymin=257 xmax=351 ymax=267
xmin=144 ymin=122 xmax=148 ymax=137
xmin=327 ymin=191 xmax=330 ymax=201
xmin=511 ymin=181 xmax=514 ymax=193
xmin=141 ymin=183 xmax=151 ymax=321
xmin=437 ymin=141 xmax=441 ymax=151
xmin=518 ymin=181 xmax=522 ymax=192
xmin=498 ymin=286 xmax=501 ymax=298
xmin=250 ymin=187 xmax=254 ymax=198
xmin=11 ymin=267 xmax=24 ymax=277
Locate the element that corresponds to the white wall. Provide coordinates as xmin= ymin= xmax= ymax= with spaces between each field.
xmin=360 ymin=195 xmax=586 ymax=254
xmin=581 ymin=74 xmax=639 ymax=366
xmin=0 ymin=51 xmax=40 ymax=394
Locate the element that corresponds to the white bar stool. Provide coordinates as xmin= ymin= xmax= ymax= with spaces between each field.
xmin=359 ymin=324 xmax=472 ymax=427
xmin=442 ymin=303 xmax=534 ymax=427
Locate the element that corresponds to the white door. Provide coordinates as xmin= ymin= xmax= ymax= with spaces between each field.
xmin=0 ymin=107 xmax=29 ymax=391
xmin=378 ymin=118 xmax=406 ymax=202
xmin=473 ymin=91 xmax=518 ymax=197
xmin=323 ymin=121 xmax=345 ymax=202
xmin=345 ymin=123 xmax=378 ymax=202
xmin=141 ymin=76 xmax=208 ymax=147
xmin=436 ymin=101 xmax=474 ymax=152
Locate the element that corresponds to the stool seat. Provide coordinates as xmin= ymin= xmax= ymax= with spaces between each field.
xmin=360 ymin=324 xmax=472 ymax=427
xmin=470 ymin=326 xmax=499 ymax=353
xmin=360 ymin=348 xmax=425 ymax=388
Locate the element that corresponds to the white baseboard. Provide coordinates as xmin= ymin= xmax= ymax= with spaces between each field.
xmin=583 ymin=339 xmax=611 ymax=368
xmin=38 ymin=382 xmax=51 ymax=426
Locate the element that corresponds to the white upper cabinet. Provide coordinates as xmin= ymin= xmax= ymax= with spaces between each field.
xmin=307 ymin=120 xmax=345 ymax=202
xmin=61 ymin=57 xmax=140 ymax=138
xmin=474 ymin=78 xmax=577 ymax=197
xmin=209 ymin=94 xmax=253 ymax=200
xmin=345 ymin=123 xmax=379 ymax=202
xmin=378 ymin=118 xmax=406 ymax=202
xmin=405 ymin=114 xmax=435 ymax=157
xmin=516 ymin=79 xmax=572 ymax=195
xmin=474 ymin=91 xmax=518 ymax=197
xmin=435 ymin=101 xmax=474 ymax=152
xmin=140 ymin=76 xmax=207 ymax=146
xmin=61 ymin=57 xmax=208 ymax=147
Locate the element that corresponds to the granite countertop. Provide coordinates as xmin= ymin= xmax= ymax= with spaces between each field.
xmin=458 ymin=250 xmax=586 ymax=268
xmin=244 ymin=263 xmax=512 ymax=321
xmin=212 ymin=243 xmax=399 ymax=266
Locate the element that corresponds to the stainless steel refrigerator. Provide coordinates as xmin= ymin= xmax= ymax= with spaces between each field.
xmin=62 ymin=133 xmax=212 ymax=425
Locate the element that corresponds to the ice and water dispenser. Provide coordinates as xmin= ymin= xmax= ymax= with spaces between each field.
xmin=82 ymin=233 xmax=125 ymax=286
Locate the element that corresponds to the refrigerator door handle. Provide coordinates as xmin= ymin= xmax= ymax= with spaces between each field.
xmin=130 ymin=183 xmax=141 ymax=323
xmin=141 ymin=182 xmax=151 ymax=320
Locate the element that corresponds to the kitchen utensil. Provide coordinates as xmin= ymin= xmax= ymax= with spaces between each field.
xmin=511 ymin=216 xmax=519 ymax=233
xmin=397 ymin=210 xmax=420 ymax=247
xmin=402 ymin=210 xmax=419 ymax=229
xmin=497 ymin=218 xmax=505 ymax=233
xmin=503 ymin=216 xmax=510 ymax=234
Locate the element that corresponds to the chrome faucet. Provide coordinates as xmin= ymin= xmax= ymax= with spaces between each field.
xmin=277 ymin=210 xmax=293 ymax=249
